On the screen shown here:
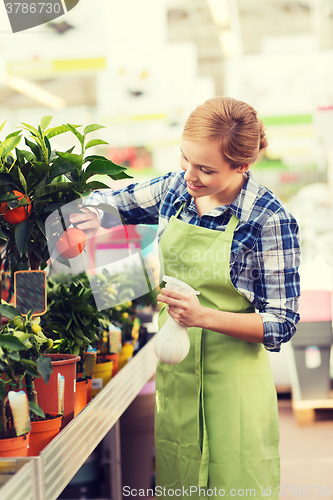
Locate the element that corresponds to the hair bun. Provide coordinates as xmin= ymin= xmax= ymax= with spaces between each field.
xmin=258 ymin=119 xmax=268 ymax=152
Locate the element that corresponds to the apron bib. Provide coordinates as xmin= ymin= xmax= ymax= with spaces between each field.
xmin=155 ymin=204 xmax=280 ymax=498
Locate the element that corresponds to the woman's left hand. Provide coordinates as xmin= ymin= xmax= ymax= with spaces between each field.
xmin=157 ymin=288 xmax=205 ymax=328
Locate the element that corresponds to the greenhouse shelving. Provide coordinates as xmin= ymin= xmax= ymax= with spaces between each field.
xmin=0 ymin=335 xmax=158 ymax=500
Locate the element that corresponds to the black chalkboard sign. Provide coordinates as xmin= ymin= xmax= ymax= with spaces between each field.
xmin=14 ymin=271 xmax=47 ymax=316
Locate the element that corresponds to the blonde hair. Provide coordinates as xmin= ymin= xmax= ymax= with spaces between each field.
xmin=182 ymin=96 xmax=267 ymax=169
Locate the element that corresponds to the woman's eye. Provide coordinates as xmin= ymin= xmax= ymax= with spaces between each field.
xmin=200 ymin=168 xmax=213 ymax=174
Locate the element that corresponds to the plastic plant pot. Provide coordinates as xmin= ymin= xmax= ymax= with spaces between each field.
xmin=34 ymin=354 xmax=80 ymax=428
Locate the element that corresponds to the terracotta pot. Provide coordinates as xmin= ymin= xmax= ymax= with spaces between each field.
xmin=74 ymin=378 xmax=92 ymax=417
xmin=0 ymin=432 xmax=30 ymax=457
xmin=34 ymin=354 xmax=80 ymax=428
xmin=28 ymin=414 xmax=63 ymax=456
xmin=91 ymin=360 xmax=113 ymax=397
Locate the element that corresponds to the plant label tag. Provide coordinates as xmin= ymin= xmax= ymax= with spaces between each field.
xmin=14 ymin=270 xmax=47 ymax=316
xmin=84 ymin=352 xmax=96 ymax=377
xmin=92 ymin=379 xmax=103 ymax=390
xmin=8 ymin=390 xmax=31 ymax=437
xmin=58 ymin=374 xmax=65 ymax=414
xmin=109 ymin=324 xmax=122 ymax=353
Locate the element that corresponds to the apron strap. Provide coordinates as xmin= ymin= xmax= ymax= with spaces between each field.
xmin=224 ymin=213 xmax=240 ymax=234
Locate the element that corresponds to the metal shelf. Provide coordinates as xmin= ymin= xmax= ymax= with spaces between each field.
xmin=0 ymin=335 xmax=158 ymax=500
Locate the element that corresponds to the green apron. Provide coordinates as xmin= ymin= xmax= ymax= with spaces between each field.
xmin=155 ymin=204 xmax=280 ymax=498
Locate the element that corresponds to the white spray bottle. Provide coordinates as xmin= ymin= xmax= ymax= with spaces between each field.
xmin=154 ymin=275 xmax=200 ymax=365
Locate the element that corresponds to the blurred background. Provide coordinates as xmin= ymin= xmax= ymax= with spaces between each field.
xmin=1 ymin=0 xmax=333 ymax=497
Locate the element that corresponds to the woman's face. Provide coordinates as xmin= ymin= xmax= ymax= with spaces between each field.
xmin=180 ymin=139 xmax=248 ymax=205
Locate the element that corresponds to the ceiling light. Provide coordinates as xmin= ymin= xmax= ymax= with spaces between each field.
xmin=207 ymin=0 xmax=231 ymax=27
xmin=2 ymin=74 xmax=66 ymax=109
xmin=219 ymin=30 xmax=242 ymax=57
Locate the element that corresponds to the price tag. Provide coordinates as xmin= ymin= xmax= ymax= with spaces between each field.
xmin=92 ymin=379 xmax=103 ymax=390
xmin=14 ymin=270 xmax=47 ymax=316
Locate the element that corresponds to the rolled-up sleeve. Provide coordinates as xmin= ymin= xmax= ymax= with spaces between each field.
xmin=85 ymin=172 xmax=177 ymax=227
xmin=253 ymin=210 xmax=301 ymax=352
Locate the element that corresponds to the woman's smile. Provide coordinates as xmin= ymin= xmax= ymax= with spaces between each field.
xmin=187 ymin=181 xmax=205 ymax=191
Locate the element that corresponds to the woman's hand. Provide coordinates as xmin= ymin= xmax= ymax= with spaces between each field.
xmin=157 ymin=288 xmax=206 ymax=328
xmin=69 ymin=207 xmax=101 ymax=240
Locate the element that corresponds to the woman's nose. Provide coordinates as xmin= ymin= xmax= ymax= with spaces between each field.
xmin=183 ymin=164 xmax=197 ymax=181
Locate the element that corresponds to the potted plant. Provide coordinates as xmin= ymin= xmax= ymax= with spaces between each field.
xmin=0 ymin=302 xmax=53 ymax=456
xmin=92 ymin=266 xmax=159 ymax=372
xmin=40 ymin=273 xmax=105 ymax=413
xmin=0 ymin=116 xmax=131 ymax=286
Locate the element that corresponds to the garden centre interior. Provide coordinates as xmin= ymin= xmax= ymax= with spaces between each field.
xmin=1 ymin=0 xmax=333 ymax=498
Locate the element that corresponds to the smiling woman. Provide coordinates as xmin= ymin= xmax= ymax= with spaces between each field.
xmin=82 ymin=95 xmax=300 ymax=497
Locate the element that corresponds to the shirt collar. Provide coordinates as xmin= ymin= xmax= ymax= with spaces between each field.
xmin=172 ymin=170 xmax=260 ymax=222
xmin=229 ymin=170 xmax=260 ymax=223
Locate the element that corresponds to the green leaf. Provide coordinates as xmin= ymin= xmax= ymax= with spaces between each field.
xmin=66 ymin=124 xmax=84 ymax=147
xmin=44 ymin=135 xmax=51 ymax=163
xmin=73 ymin=344 xmax=80 ymax=355
xmin=0 ymin=192 xmax=21 ymax=203
xmin=83 ymin=159 xmax=127 ymax=182
xmin=81 ymin=289 xmax=92 ymax=300
xmin=6 ymin=130 xmax=22 ymax=139
xmin=49 ymin=162 xmax=76 ymax=182
xmin=73 ymin=325 xmax=84 ymax=338
xmin=36 ymin=356 xmax=53 ymax=384
xmin=0 ymin=121 xmax=6 ymax=134
xmin=84 ymin=305 xmax=94 ymax=315
xmin=109 ymin=171 xmax=133 ymax=180
xmin=34 ymin=181 xmax=81 ymax=200
xmin=21 ymin=122 xmax=40 ymax=138
xmin=0 ymin=303 xmax=22 ymax=319
xmin=0 ymin=135 xmax=22 ymax=159
xmin=0 ymin=173 xmax=18 ymax=187
xmin=70 ymin=301 xmax=88 ymax=312
xmin=18 ymin=149 xmax=36 ymax=162
xmin=31 ymin=161 xmax=50 ymax=175
xmin=41 ymin=116 xmax=53 ymax=131
xmin=17 ymin=166 xmax=27 ymax=194
xmin=85 ymin=139 xmax=108 ymax=150
xmin=36 ymin=219 xmax=46 ymax=237
xmin=24 ymin=138 xmax=42 ymax=160
xmin=84 ymin=124 xmax=105 ymax=135
xmin=28 ymin=401 xmax=45 ymax=418
xmin=14 ymin=219 xmax=34 ymax=257
xmin=0 ymin=334 xmax=27 ymax=351
xmin=8 ymin=351 xmax=20 ymax=361
xmin=56 ymin=151 xmax=83 ymax=170
xmin=85 ymin=181 xmax=112 ymax=190
xmin=46 ymin=124 xmax=80 ymax=139
xmin=83 ymin=154 xmax=111 ymax=163
xmin=25 ymin=366 xmax=41 ymax=378
xmin=20 ymin=359 xmax=36 ymax=367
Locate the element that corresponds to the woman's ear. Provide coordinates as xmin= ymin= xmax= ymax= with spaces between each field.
xmin=236 ymin=163 xmax=250 ymax=174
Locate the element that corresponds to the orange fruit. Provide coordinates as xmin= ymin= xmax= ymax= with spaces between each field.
xmin=56 ymin=227 xmax=87 ymax=259
xmin=0 ymin=190 xmax=31 ymax=225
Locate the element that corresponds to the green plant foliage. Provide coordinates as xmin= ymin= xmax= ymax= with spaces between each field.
xmin=0 ymin=116 xmax=132 ymax=281
xmin=0 ymin=303 xmax=53 ymax=431
xmin=42 ymin=277 xmax=104 ymax=357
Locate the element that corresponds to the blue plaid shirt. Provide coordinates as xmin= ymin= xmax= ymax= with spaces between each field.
xmin=87 ymin=170 xmax=301 ymax=352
